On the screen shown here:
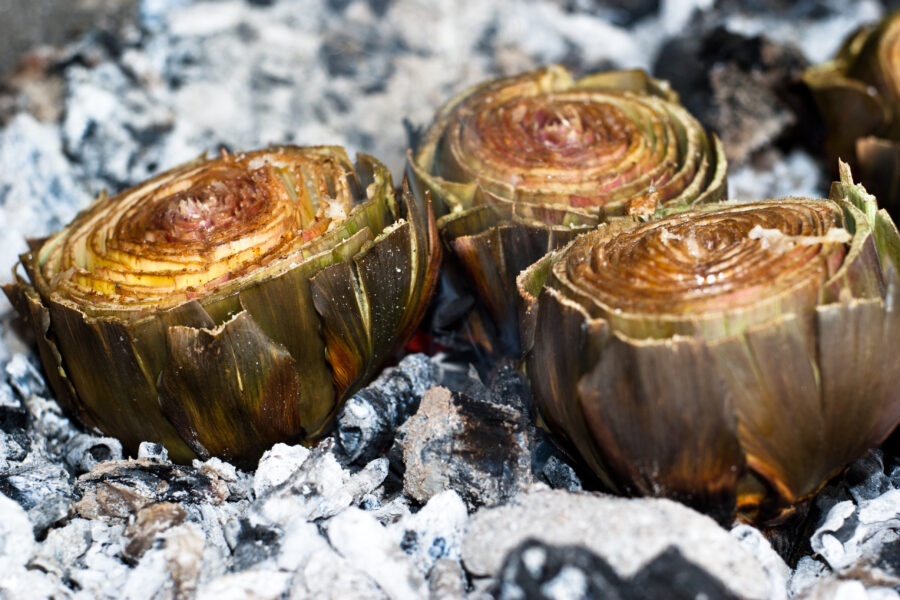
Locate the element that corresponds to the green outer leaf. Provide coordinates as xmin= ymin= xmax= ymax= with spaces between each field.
xmin=3 ymin=270 xmax=91 ymax=429
xmin=158 ymin=311 xmax=303 ymax=468
xmin=128 ymin=301 xmax=215 ymax=386
xmin=311 ymin=221 xmax=420 ymax=403
xmin=308 ymin=168 xmax=440 ymax=412
xmin=236 ymin=232 xmax=374 ymax=439
xmin=516 ymin=248 xmax=557 ymax=356
xmin=356 ymin=223 xmax=414 ymax=354
xmin=395 ymin=172 xmax=442 ymax=350
xmin=45 ymin=295 xmax=196 ymax=462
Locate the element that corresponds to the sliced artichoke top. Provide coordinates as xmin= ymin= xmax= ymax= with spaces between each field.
xmin=35 ymin=147 xmax=360 ymax=315
xmin=413 ymin=65 xmax=726 ymax=219
xmin=551 ymin=199 xmax=852 ymax=340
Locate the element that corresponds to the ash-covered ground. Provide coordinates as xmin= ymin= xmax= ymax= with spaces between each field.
xmin=1 ymin=0 xmax=900 ymax=598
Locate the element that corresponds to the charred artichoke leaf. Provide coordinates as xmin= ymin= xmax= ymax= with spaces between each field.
xmin=3 ymin=266 xmax=93 ymax=431
xmin=311 ymin=176 xmax=441 ymax=403
xmin=159 ymin=311 xmax=303 ymax=466
xmin=708 ymin=314 xmax=825 ymax=506
xmin=44 ymin=296 xmax=199 ymax=462
xmin=410 ymin=65 xmax=726 ymax=354
xmin=520 ymin=165 xmax=900 ymax=522
xmin=577 ymin=332 xmax=743 ymax=523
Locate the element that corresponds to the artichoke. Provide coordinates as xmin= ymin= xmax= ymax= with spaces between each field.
xmin=804 ymin=10 xmax=900 ymax=215
xmin=3 ymin=146 xmax=440 ymax=466
xmin=410 ymin=66 xmax=727 ymax=354
xmin=518 ymin=162 xmax=900 ymax=523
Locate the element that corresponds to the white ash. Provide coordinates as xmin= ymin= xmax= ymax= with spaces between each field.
xmin=727 ymin=150 xmax=824 ymax=203
xmin=252 ymin=442 xmax=311 ymax=498
xmin=65 ymin=433 xmax=124 ymax=475
xmin=196 ymin=569 xmax=293 ymax=600
xmin=387 ymin=489 xmax=468 ymax=577
xmin=428 ymin=558 xmax=468 ymax=600
xmin=0 ymin=493 xmax=35 ymax=579
xmin=137 ymin=441 xmax=169 ymax=462
xmin=791 ymin=555 xmax=833 ymax=598
xmin=722 ymin=0 xmax=883 ymax=64
xmin=326 ymin=507 xmax=428 ymax=600
xmin=731 ymin=525 xmax=791 ymax=600
xmin=0 ymin=114 xmax=90 ymax=304
xmin=797 ymin=578 xmax=900 ymax=600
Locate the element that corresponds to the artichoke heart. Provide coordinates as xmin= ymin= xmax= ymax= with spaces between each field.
xmin=410 ymin=65 xmax=727 ymax=354
xmin=518 ymin=162 xmax=900 ymax=524
xmin=3 ymin=146 xmax=440 ymax=466
xmin=804 ymin=9 xmax=900 ymax=216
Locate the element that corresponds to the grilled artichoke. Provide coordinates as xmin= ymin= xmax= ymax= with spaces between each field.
xmin=3 ymin=146 xmax=440 ymax=466
xmin=804 ymin=10 xmax=900 ymax=215
xmin=410 ymin=66 xmax=726 ymax=354
xmin=519 ymin=162 xmax=900 ymax=523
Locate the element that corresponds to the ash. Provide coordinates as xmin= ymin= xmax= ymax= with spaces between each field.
xmin=1 ymin=0 xmax=900 ymax=598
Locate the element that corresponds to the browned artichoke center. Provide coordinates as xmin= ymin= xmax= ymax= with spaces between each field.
xmin=461 ymin=98 xmax=635 ymax=174
xmin=565 ymin=202 xmax=844 ymax=317
xmin=140 ymin=166 xmax=274 ymax=244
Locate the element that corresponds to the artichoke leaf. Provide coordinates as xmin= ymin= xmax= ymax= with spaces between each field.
xmin=856 ymin=137 xmax=900 ymax=217
xmin=816 ymin=298 xmax=900 ymax=467
xmin=708 ymin=315 xmax=826 ymax=505
xmin=354 ymin=222 xmax=415 ymax=359
xmin=529 ymin=286 xmax=616 ymax=489
xmin=577 ymin=332 xmax=742 ymax=522
xmin=45 ymin=297 xmax=196 ymax=462
xmin=158 ymin=311 xmax=303 ymax=467
xmin=2 ymin=273 xmax=89 ymax=429
xmin=573 ymin=68 xmax=679 ymax=103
